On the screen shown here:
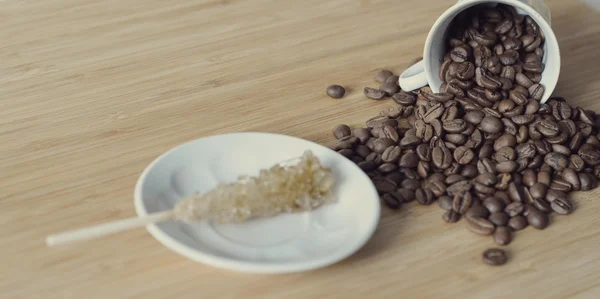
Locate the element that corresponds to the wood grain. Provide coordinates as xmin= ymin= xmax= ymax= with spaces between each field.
xmin=2 ymin=0 xmax=600 ymax=298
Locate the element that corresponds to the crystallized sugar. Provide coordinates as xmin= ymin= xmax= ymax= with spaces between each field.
xmin=174 ymin=150 xmax=335 ymax=223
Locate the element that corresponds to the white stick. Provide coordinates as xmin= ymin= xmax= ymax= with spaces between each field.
xmin=45 ymin=210 xmax=175 ymax=247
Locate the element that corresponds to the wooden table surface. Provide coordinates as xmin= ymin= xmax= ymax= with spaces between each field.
xmin=3 ymin=0 xmax=600 ymax=298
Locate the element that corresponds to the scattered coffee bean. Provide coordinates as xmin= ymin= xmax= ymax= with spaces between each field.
xmin=438 ymin=195 xmax=453 ymax=211
xmin=416 ymin=188 xmax=435 ymax=205
xmin=364 ymin=87 xmax=386 ymax=100
xmin=489 ymin=211 xmax=510 ymax=226
xmin=443 ymin=210 xmax=461 ymax=223
xmin=333 ymin=124 xmax=351 ymax=139
xmin=494 ymin=226 xmax=512 ymax=246
xmin=375 ymin=70 xmax=394 ymax=83
xmin=527 ymin=208 xmax=549 ymax=230
xmin=508 ymin=215 xmax=528 ymax=231
xmin=326 ymin=85 xmax=346 ymax=99
xmin=482 ymin=248 xmax=508 ymax=266
xmin=380 ymin=82 xmax=401 ymax=96
xmin=466 ymin=216 xmax=496 ymax=235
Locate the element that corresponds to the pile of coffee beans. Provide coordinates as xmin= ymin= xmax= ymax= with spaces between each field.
xmin=329 ymin=4 xmax=600 ymax=265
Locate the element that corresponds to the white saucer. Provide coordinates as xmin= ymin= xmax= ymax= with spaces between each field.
xmin=134 ymin=132 xmax=380 ymax=274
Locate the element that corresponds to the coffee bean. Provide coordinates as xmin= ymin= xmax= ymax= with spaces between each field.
xmin=494 ymin=134 xmax=517 ymax=151
xmin=478 ymin=158 xmax=497 ymax=174
xmin=466 ymin=216 xmax=496 ymax=235
xmin=359 ymin=161 xmax=378 ymax=171
xmin=364 ymin=87 xmax=386 ymax=100
xmin=466 ymin=205 xmax=490 ymax=219
xmin=438 ymin=195 xmax=453 ymax=211
xmin=462 ymin=164 xmax=479 ymax=178
xmin=396 ymin=188 xmax=416 ymax=203
xmin=415 ymin=144 xmax=431 ymax=162
xmin=373 ymin=138 xmax=395 ymax=154
xmin=392 ymin=91 xmax=417 ymax=105
xmin=333 ymin=124 xmax=352 ymax=139
xmin=552 ymin=100 xmax=573 ymax=121
xmin=443 ymin=210 xmax=461 ymax=223
xmin=489 ymin=211 xmax=510 ymax=226
xmin=399 ymin=179 xmax=420 ymax=191
xmin=399 ymin=152 xmax=419 ymax=168
xmin=382 ymin=146 xmax=402 ymax=163
xmin=579 ymin=144 xmax=600 ymax=166
xmin=450 ymin=46 xmax=469 ymax=63
xmin=445 ymin=174 xmax=465 ymax=185
xmin=453 ymin=146 xmax=475 ymax=165
xmin=551 ymin=197 xmax=573 ymax=215
xmin=385 ymin=172 xmax=404 ymax=185
xmin=337 ymin=149 xmax=354 ymax=158
xmin=446 ymin=134 xmax=467 ymax=145
xmin=365 ymin=115 xmax=391 ymax=129
xmin=514 ymin=125 xmax=528 ymax=143
xmin=508 ymin=215 xmax=528 ymax=231
xmin=443 ymin=119 xmax=468 ymax=133
xmin=550 ymin=178 xmax=572 ymax=192
xmin=353 ymin=128 xmax=371 ymax=143
xmin=530 ymin=182 xmax=548 ymax=200
xmin=496 ymin=161 xmax=517 ymax=173
xmin=480 ymin=116 xmax=504 ymax=133
xmin=375 ymin=70 xmax=394 ymax=83
xmin=515 ymin=73 xmax=533 ymax=88
xmin=507 ymin=182 xmax=525 ymax=203
xmin=382 ymin=125 xmax=399 ymax=143
xmin=380 ymin=82 xmax=400 ymax=96
xmin=400 ymin=131 xmax=421 ymax=147
xmin=415 ymin=188 xmax=435 ymax=205
xmin=562 ymin=168 xmax=581 ymax=191
xmin=535 ymin=119 xmax=559 ymax=137
xmin=511 ymin=114 xmax=535 ymax=126
xmin=535 ymin=139 xmax=552 ymax=155
xmin=334 ymin=135 xmax=359 ymax=150
xmin=378 ymin=163 xmax=398 ymax=174
xmin=482 ymin=248 xmax=508 ymax=266
xmin=460 ymin=111 xmax=483 ymax=126
xmin=570 ymin=155 xmax=585 ymax=172
xmin=520 ymin=169 xmax=535 ymax=187
xmin=429 ymin=172 xmax=447 ymax=183
xmin=429 ymin=180 xmax=447 ymax=198
xmin=447 ymin=180 xmax=473 ymax=196
xmin=493 ymin=147 xmax=517 ymax=162
xmin=505 ymin=202 xmax=525 ymax=217
xmin=545 ymin=189 xmax=566 ymax=203
xmin=545 ymin=152 xmax=569 ymax=171
xmin=326 ymin=85 xmax=346 ymax=99
xmin=527 ymin=208 xmax=549 ymax=229
xmin=528 ymin=84 xmax=545 ymax=101
xmin=385 ymin=75 xmax=400 ymax=84
xmin=452 ymin=192 xmax=473 ymax=214
xmin=494 ymin=226 xmax=512 ymax=246
xmin=533 ymin=198 xmax=552 ymax=213
xmin=528 ymin=155 xmax=544 ymax=169
xmin=382 ymin=193 xmax=402 ymax=210
xmin=423 ymin=103 xmax=445 ymax=123
xmin=432 ymin=144 xmax=453 ymax=169
xmin=483 ymin=197 xmax=506 ymax=213
xmin=580 ymin=173 xmax=594 ymax=191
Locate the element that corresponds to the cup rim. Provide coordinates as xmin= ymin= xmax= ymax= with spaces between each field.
xmin=423 ymin=0 xmax=560 ymax=103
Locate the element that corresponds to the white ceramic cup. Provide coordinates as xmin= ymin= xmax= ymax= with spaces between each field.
xmin=398 ymin=0 xmax=559 ymax=104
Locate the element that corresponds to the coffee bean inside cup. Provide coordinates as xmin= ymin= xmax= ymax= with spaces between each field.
xmin=328 ymin=4 xmax=599 ymax=267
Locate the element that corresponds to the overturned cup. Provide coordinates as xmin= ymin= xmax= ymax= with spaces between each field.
xmin=398 ymin=0 xmax=559 ymax=104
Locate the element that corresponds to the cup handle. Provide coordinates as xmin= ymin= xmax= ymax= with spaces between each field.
xmin=398 ymin=60 xmax=428 ymax=92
